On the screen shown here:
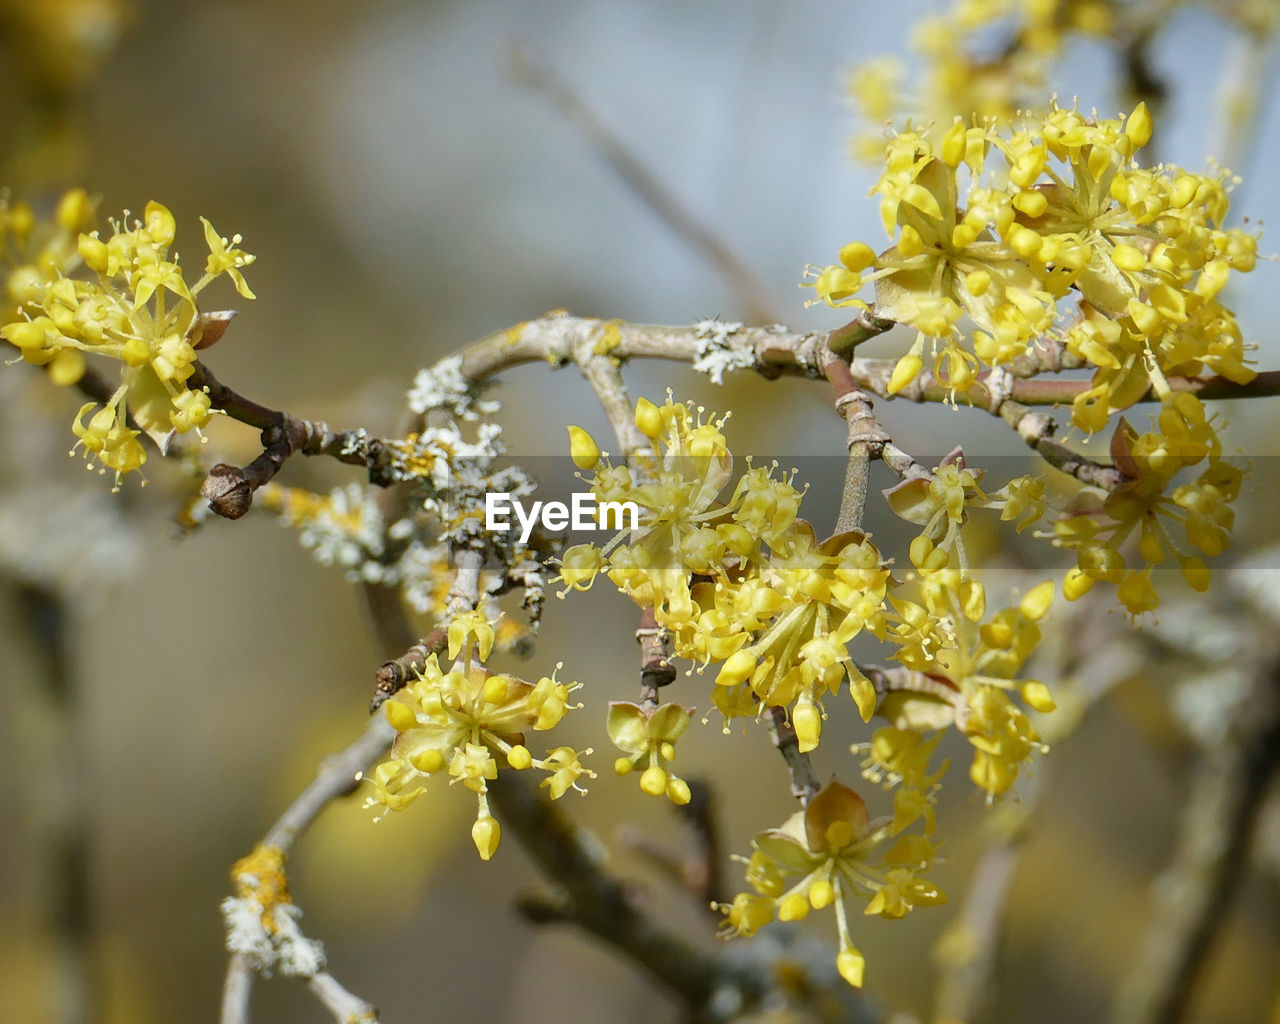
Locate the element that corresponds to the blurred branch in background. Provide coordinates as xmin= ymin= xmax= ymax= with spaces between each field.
xmin=933 ymin=605 xmax=1144 ymax=1024
xmin=506 ymin=44 xmax=783 ymax=326
xmin=219 ymin=717 xmax=392 ymax=1024
xmin=11 ymin=581 xmax=96 ymax=1024
xmin=1208 ymin=24 xmax=1280 ymax=210
xmin=1112 ymin=554 xmax=1280 ymax=1024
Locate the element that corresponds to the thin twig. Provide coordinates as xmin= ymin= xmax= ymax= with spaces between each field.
xmin=189 ymin=361 xmax=398 ymax=519
xmin=262 ymin=718 xmax=396 ymax=852
xmin=826 ymin=308 xmax=896 ymax=358
xmin=679 ymin=779 xmax=726 ymax=911
xmin=370 ymin=628 xmax=448 ymax=712
xmin=308 ymin=972 xmax=379 ymax=1024
xmin=764 ymin=705 xmax=822 ymax=805
xmin=614 ymin=777 xmax=724 ymax=914
xmin=637 ymin=607 xmax=675 ymax=711
xmin=821 ymin=345 xmax=892 ymax=534
xmin=576 ymin=349 xmax=650 ymax=460
xmin=490 ymin=769 xmax=767 ymax=1008
xmin=448 ymin=314 xmax=1280 ymax=409
xmin=991 ymin=391 xmax=1127 ymax=491
xmin=219 ymin=954 xmax=252 ymax=1024
xmin=574 ymin=352 xmax=676 ymax=712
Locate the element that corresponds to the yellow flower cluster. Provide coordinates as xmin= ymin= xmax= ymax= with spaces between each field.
xmin=2 ymin=188 xmax=95 ymax=383
xmin=890 ymin=567 xmax=1055 ymax=796
xmin=1053 ymin=404 xmax=1240 ymax=614
xmin=1 ymin=194 xmax=254 ymax=489
xmin=559 ymin=397 xmax=893 ymax=758
xmin=555 ymin=396 xmax=1074 ymax=985
xmin=848 ymin=0 xmax=1115 ymax=154
xmin=847 ymin=0 xmax=1277 ymax=160
xmin=559 ymin=397 xmax=1057 ymax=800
xmin=810 ymin=105 xmax=1253 ymax=613
xmin=813 ymin=104 xmax=1256 ymax=412
xmin=367 ymin=612 xmax=593 ymax=860
xmin=884 ymin=452 xmax=1046 ymax=573
xmin=717 ymin=780 xmax=944 ymax=989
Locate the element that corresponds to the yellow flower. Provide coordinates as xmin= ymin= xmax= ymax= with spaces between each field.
xmin=367 ymin=646 xmax=591 ymax=859
xmin=2 ymin=198 xmax=259 ymax=487
xmin=717 ymin=781 xmax=943 ymax=988
xmin=608 ymin=701 xmax=694 ymax=804
xmin=810 ymin=102 xmax=1257 ymax=418
xmin=201 ymin=217 xmax=256 ymax=299
xmin=1053 ymin=407 xmax=1241 ymax=614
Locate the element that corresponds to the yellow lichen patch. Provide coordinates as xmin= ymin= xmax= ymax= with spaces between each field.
xmin=593 ymin=319 xmax=623 ymax=356
xmin=230 ymin=844 xmax=291 ymax=933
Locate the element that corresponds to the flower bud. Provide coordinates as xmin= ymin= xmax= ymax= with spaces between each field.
xmin=1063 ymin=566 xmax=1095 ymax=601
xmin=1125 ymin=101 xmax=1153 ymax=150
xmin=839 ymin=240 xmax=875 ymax=272
xmin=837 ymin=947 xmax=866 ymax=988
xmin=144 ymin=201 xmax=176 ymax=246
xmin=640 ymin=765 xmax=667 ymax=796
xmin=507 ymin=745 xmax=533 ymax=770
xmin=792 ymin=699 xmax=822 ymax=753
xmin=410 ymin=748 xmax=445 ymax=773
xmin=666 ymin=777 xmax=691 ymax=805
xmin=57 ymin=188 xmax=93 ymax=232
xmin=808 ymin=878 xmax=835 ymax=909
xmin=1018 ymin=580 xmax=1054 ymax=621
xmin=1020 ymin=680 xmax=1056 ymax=713
xmin=887 ymin=354 xmax=922 ymax=395
xmin=778 ymin=892 xmax=809 ymax=921
xmin=471 ymin=814 xmax=501 ymax=861
xmin=78 ymin=233 xmax=110 ymax=273
xmin=567 ymin=425 xmax=600 ymax=470
xmin=634 ymin=397 xmax=663 ymax=438
xmin=385 ymin=700 xmax=417 ymax=733
xmin=716 ymin=649 xmax=757 ymax=687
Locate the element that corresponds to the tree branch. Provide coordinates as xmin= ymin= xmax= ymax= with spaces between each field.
xmin=449 ymin=314 xmax=1280 ymax=412
xmin=489 ymin=769 xmax=766 ymax=1009
xmin=764 ymin=705 xmax=822 ymax=805
xmin=261 ymin=718 xmax=396 ymax=852
xmin=189 ymin=361 xmax=399 ymax=519
xmin=821 ymin=344 xmax=892 ymax=534
xmin=219 ymin=716 xmax=393 ymax=1024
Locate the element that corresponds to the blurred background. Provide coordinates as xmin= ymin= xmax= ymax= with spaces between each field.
xmin=2 ymin=1 xmax=1279 ymax=1022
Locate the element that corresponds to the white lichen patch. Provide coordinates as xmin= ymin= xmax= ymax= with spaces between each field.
xmin=692 ymin=319 xmax=753 ymax=384
xmin=407 ymin=353 xmax=499 ymax=420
